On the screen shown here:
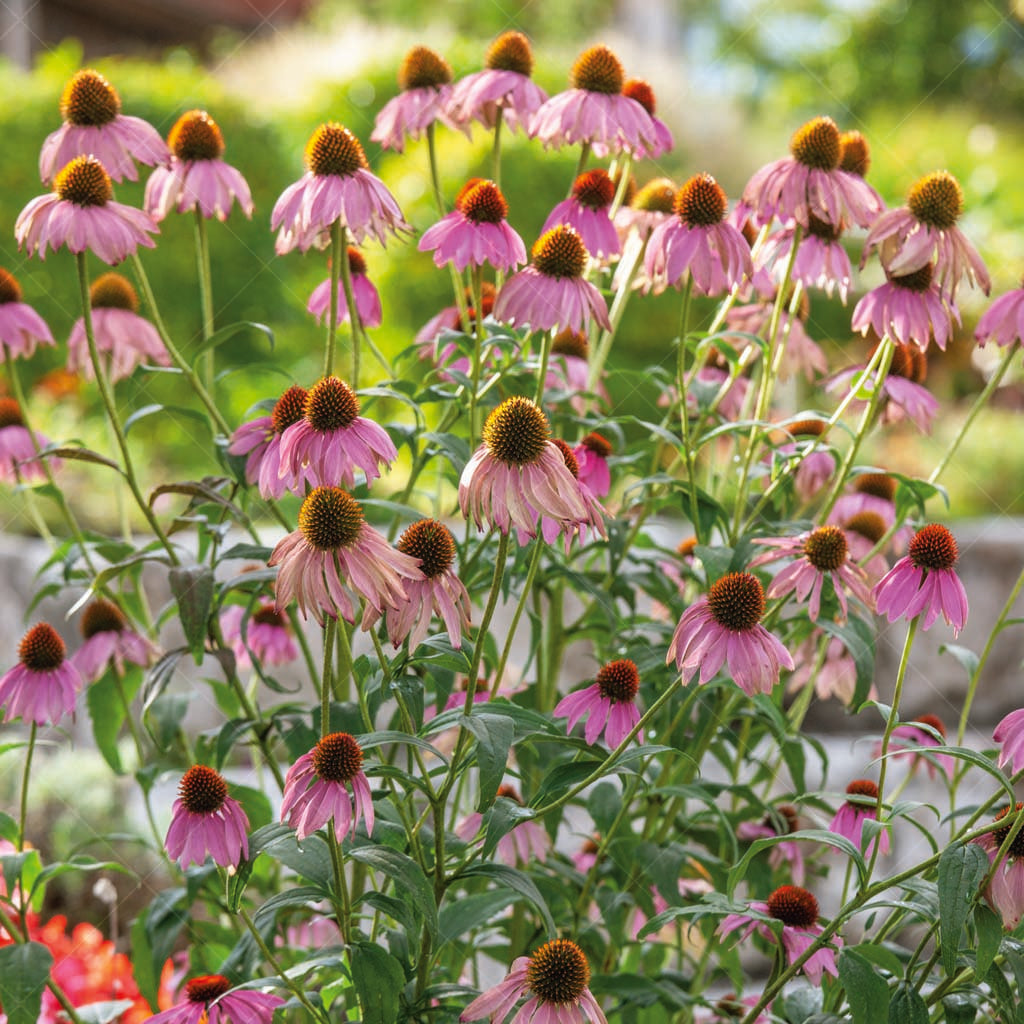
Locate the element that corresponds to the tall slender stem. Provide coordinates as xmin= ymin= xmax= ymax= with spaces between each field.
xmin=320 ymin=618 xmax=337 ymax=739
xmin=491 ymin=115 xmax=503 ymax=188
xmin=193 ymin=209 xmax=216 ymax=393
xmin=324 ymin=221 xmax=343 ymax=378
xmin=18 ymin=722 xmax=36 ymax=851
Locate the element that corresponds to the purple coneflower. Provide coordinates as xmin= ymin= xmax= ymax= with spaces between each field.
xmin=144 ymin=974 xmax=283 ymax=1024
xmin=573 ymin=432 xmax=612 ymax=498
xmin=760 ymin=214 xmax=852 ymax=301
xmin=164 ymin=765 xmax=250 ymax=868
xmin=0 ymin=399 xmax=54 ymax=484
xmin=272 ymin=122 xmax=410 ymax=252
xmin=17 ymin=155 xmax=159 ymax=264
xmin=976 ymin=803 xmax=1024 ymax=929
xmin=67 ymin=272 xmax=169 ymax=382
xmin=457 ymin=785 xmax=551 ymax=870
xmin=614 ymin=177 xmax=677 ymax=245
xmin=459 ymin=397 xmax=589 ymax=543
xmin=829 ymin=472 xmax=900 ymax=535
xmin=851 ymin=263 xmax=959 ymax=352
xmin=270 ymin=486 xmax=424 ymax=627
xmin=863 ymin=170 xmax=989 ymax=299
xmin=830 ymin=779 xmax=889 ymax=856
xmin=874 ymin=523 xmax=968 ymax=635
xmin=72 ymin=599 xmax=154 ymax=683
xmin=371 ymin=46 xmax=454 ymax=152
xmin=461 ymin=938 xmax=606 ymax=1024
xmin=0 ymin=623 xmax=81 ymax=726
xmin=667 ymin=572 xmax=795 ymax=697
xmin=644 ymin=174 xmax=751 ymax=296
xmin=446 ymin=31 xmax=547 ymax=134
xmin=975 ymin=280 xmax=1024 ymax=348
xmin=540 ymin=439 xmax=607 ymax=550
xmin=545 ymin=329 xmax=594 ymax=405
xmin=0 ymin=268 xmax=54 ymax=360
xmin=39 ymin=68 xmax=169 ymax=184
xmin=220 ymin=603 xmax=297 ymax=669
xmin=771 ymin=418 xmax=835 ymax=504
xmin=228 ymin=384 xmax=311 ymax=500
xmin=419 ymin=178 xmax=526 ymax=272
xmin=542 ymin=169 xmax=620 ymax=260
xmin=751 ymin=525 xmax=873 ymax=623
xmin=994 ymin=708 xmax=1024 ymax=775
xmin=281 ymin=732 xmax=375 ymax=841
xmin=719 ymin=885 xmax=841 ymax=986
xmin=494 ymin=226 xmax=610 ymax=334
xmin=883 ymin=714 xmax=954 ymax=779
xmin=144 ymin=109 xmax=253 ymax=222
xmin=615 ymin=78 xmax=673 ymax=158
xmin=308 ymin=246 xmax=383 ymax=328
xmin=555 ymin=659 xmax=643 ymax=748
xmin=787 ymin=634 xmax=862 ymax=706
xmin=737 ymin=805 xmax=806 ymax=885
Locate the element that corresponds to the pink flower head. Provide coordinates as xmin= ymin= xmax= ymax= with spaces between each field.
xmin=862 ymin=171 xmax=989 ymax=299
xmin=976 ymin=283 xmax=1024 ymax=348
xmin=460 ymin=938 xmax=607 ymax=1024
xmin=0 ymin=398 xmax=55 ymax=484
xmin=542 ymin=169 xmax=620 ymax=260
xmin=771 ymin=418 xmax=835 ymax=503
xmin=883 ymin=714 xmax=955 ymax=779
xmin=446 ymin=31 xmax=548 ymax=134
xmin=308 ymin=246 xmax=383 ymax=328
xmin=0 ymin=622 xmax=81 ymax=726
xmin=281 ymin=732 xmax=375 ymax=842
xmin=278 ymin=375 xmax=397 ymax=490
xmin=573 ymin=432 xmax=612 ymax=498
xmin=0 ymin=267 xmax=54 ymax=360
xmin=760 ymin=215 xmax=852 ymax=301
xmin=39 ymin=69 xmax=170 ymax=184
xmin=644 ymin=174 xmax=751 ymax=296
xmin=72 ymin=599 xmax=154 ymax=682
xmin=614 ymin=177 xmax=677 ymax=245
xmin=667 ymin=572 xmax=795 ymax=696
xmin=371 ymin=46 xmax=454 ymax=152
xmin=829 ymin=472 xmax=901 ymax=535
xmin=788 ymin=634 xmax=863 ymax=706
xmin=540 ymin=439 xmax=608 ymax=550
xmin=144 ymin=109 xmax=253 ymax=222
xmin=494 ymin=226 xmax=610 ymax=334
xmin=220 ymin=603 xmax=298 ymax=670
xmin=830 ymin=779 xmax=889 ymax=857
xmin=545 ymin=329 xmax=606 ymax=412
xmin=164 ymin=764 xmax=250 ymax=868
xmin=718 ymin=885 xmax=841 ymax=986
xmin=459 ymin=397 xmax=591 ymax=543
xmin=419 ymin=178 xmax=526 ymax=272
xmin=739 ymin=116 xmax=882 ymax=230
xmin=975 ymin=803 xmax=1024 ymax=929
xmin=272 ymin=123 xmax=410 ymax=252
xmin=228 ymin=384 xmax=312 ymax=500
xmin=270 ymin=486 xmax=424 ymax=627
xmin=144 ymin=974 xmax=284 ymax=1024
xmin=67 ymin=272 xmax=170 ymax=382
xmin=377 ymin=518 xmax=472 ymax=651
xmin=994 ymin=708 xmax=1024 ymax=775
xmin=530 ymin=44 xmax=657 ymax=155
xmin=456 ymin=785 xmax=551 ymax=869
xmin=555 ymin=659 xmax=643 ymax=748
xmin=610 ymin=78 xmax=673 ymax=159
xmin=16 ymin=156 xmax=159 ymax=264
xmin=737 ymin=805 xmax=806 ymax=885
xmin=750 ymin=524 xmax=874 ymax=623
xmin=874 ymin=523 xmax=968 ymax=635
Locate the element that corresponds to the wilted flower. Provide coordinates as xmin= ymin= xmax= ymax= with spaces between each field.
xmin=308 ymin=246 xmax=383 ymax=328
xmin=164 ymin=765 xmax=249 ymax=869
xmin=228 ymin=384 xmax=311 ymax=500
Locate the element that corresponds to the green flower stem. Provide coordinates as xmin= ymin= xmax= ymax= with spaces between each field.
xmin=586 ymin=235 xmax=644 ymax=397
xmin=320 ymin=618 xmax=337 ymax=740
xmin=18 ymin=722 xmax=36 ymax=851
xmin=469 ymin=264 xmax=486 ymax=444
xmin=491 ymin=114 xmax=503 ymax=188
xmin=326 ymin=828 xmax=352 ymax=941
xmin=608 ymin=152 xmax=633 ymax=217
xmin=426 ymin=122 xmax=447 ymax=216
xmin=533 ymin=329 xmax=553 ymax=407
xmin=674 ymin=279 xmax=705 ymax=540
xmin=569 ymin=143 xmax=591 ymax=196
xmin=324 ymin=221 xmax=343 ymax=378
xmin=928 ymin=339 xmax=1020 ymax=485
xmin=491 ymin=536 xmax=545 ymax=699
xmin=193 ymin=209 xmax=216 ymax=393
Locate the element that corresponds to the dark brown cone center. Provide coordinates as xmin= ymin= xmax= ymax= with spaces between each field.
xmin=706 ymin=572 xmax=765 ymax=632
xmin=179 ymin=765 xmax=228 ymax=814
xmin=483 ymin=397 xmax=550 ymax=465
xmin=526 ymin=939 xmax=590 ymax=1004
xmin=596 ymin=659 xmax=639 ymax=703
xmin=312 ymin=731 xmax=364 ymax=782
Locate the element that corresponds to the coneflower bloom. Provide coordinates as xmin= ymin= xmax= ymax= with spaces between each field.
xmin=39 ymin=69 xmax=169 ymax=184
xmin=416 ymin=282 xmax=496 ymax=348
xmin=270 ymin=486 xmax=424 ymax=627
xmin=614 ymin=78 xmax=673 ymax=159
xmin=16 ymin=156 xmax=159 ymax=264
xmin=554 ymin=659 xmax=643 ymax=748
xmin=371 ymin=46 xmax=454 ymax=152
xmin=830 ymin=779 xmax=889 ymax=856
xmin=542 ymin=439 xmax=607 ymax=549
xmin=67 ymin=272 xmax=169 ymax=382
xmin=381 ymin=519 xmax=472 ymax=651
xmin=759 ymin=214 xmax=852 ymax=301
xmin=281 ymin=732 xmax=375 ymax=841
xmin=446 ymin=31 xmax=547 ymax=134
xmin=719 ymin=885 xmax=841 ymax=986
xmin=614 ymin=177 xmax=677 ymax=244
xmin=975 ymin=803 xmax=1024 ymax=929
xmin=456 ymin=785 xmax=551 ymax=869
xmin=750 ymin=525 xmax=873 ymax=623
xmin=143 ymin=974 xmax=284 ymax=1024
xmin=542 ymin=169 xmax=620 ymax=260
xmin=459 ymin=397 xmax=589 ymax=542
xmin=573 ymin=432 xmax=612 ymax=497
xmin=772 ymin=418 xmax=835 ymax=504
xmin=144 ymin=109 xmax=253 ymax=222
xmin=545 ymin=329 xmax=596 ymax=407
xmin=0 ymin=623 xmax=81 ymax=726
xmin=278 ymin=376 xmax=397 ymax=489
xmin=862 ymin=171 xmax=989 ymax=298
xmin=0 ymin=399 xmax=57 ymax=484
xmin=739 ymin=116 xmax=882 ymax=230
xmin=419 ymin=178 xmax=526 ymax=272
xmin=975 ymin=281 xmax=1024 ymax=348
xmin=220 ymin=603 xmax=297 ymax=669
xmin=228 ymin=384 xmax=311 ymax=499
xmin=308 ymin=246 xmax=383 ymax=328
xmin=0 ymin=268 xmax=54 ymax=360
xmin=164 ymin=765 xmax=250 ymax=868
xmin=884 ymin=714 xmax=954 ymax=779
xmin=851 ymin=263 xmax=959 ymax=352
xmin=644 ymin=174 xmax=751 ymax=296
xmin=461 ymin=938 xmax=606 ymax=1024
xmin=72 ymin=599 xmax=154 ymax=683
xmin=874 ymin=523 xmax=968 ymax=635
xmin=994 ymin=708 xmax=1024 ymax=775
xmin=830 ymin=472 xmax=901 ymax=534
xmin=667 ymin=572 xmax=795 ymax=696
xmin=736 ymin=804 xmax=806 ymax=885
xmin=839 ymin=130 xmax=871 ymax=177
xmin=272 ymin=122 xmax=410 ymax=252
xmin=530 ymin=43 xmax=657 ymax=155
xmin=493 ymin=226 xmax=610 ymax=334
xmin=788 ymin=634 xmax=862 ymax=705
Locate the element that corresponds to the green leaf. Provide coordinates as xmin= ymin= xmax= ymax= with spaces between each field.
xmin=124 ymin=403 xmax=211 ymax=436
xmin=887 ymin=985 xmax=928 ymax=1024
xmin=438 ymin=890 xmax=516 ymax=946
xmin=195 ymin=320 xmax=274 ymax=355
xmin=938 ymin=842 xmax=988 ymax=976
xmin=37 ymin=443 xmax=122 ymax=474
xmin=462 ymin=713 xmax=515 ymax=810
xmin=168 ymin=565 xmax=214 ymax=664
xmin=727 ymin=829 xmax=866 ymax=895
xmin=87 ymin=669 xmax=143 ymax=773
xmin=257 ymin=827 xmax=333 ymax=888
xmin=939 ymin=643 xmax=979 ymax=681
xmin=349 ymin=845 xmax=438 ymax=941
xmin=0 ymin=942 xmax=54 ymax=1024
xmin=973 ymin=902 xmax=1003 ymax=979
xmin=350 ymin=941 xmax=404 ymax=1024
xmin=457 ymin=863 xmax=555 ymax=937
xmin=254 ymin=886 xmax=331 ymax=929
xmin=130 ymin=888 xmax=188 ymax=1007
xmin=941 ymin=993 xmax=980 ymax=1024
xmin=838 ymin=947 xmax=890 ymax=1024
xmin=818 ymin=615 xmax=876 ymax=710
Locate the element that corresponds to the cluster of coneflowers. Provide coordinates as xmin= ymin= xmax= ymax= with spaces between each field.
xmin=1 ymin=28 xmax=1024 ymax=1024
